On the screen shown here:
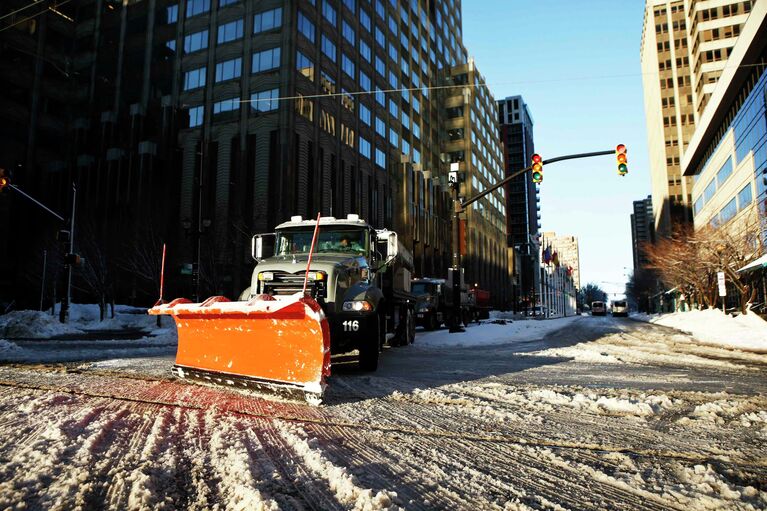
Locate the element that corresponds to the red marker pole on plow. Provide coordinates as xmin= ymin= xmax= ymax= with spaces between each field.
xmin=302 ymin=213 xmax=322 ymax=295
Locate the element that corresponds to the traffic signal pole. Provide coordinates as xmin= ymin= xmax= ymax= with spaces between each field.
xmin=3 ymin=182 xmax=77 ymax=323
xmin=449 ymin=148 xmax=618 ymax=333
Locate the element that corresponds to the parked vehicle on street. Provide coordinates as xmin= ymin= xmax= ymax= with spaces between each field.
xmin=611 ymin=300 xmax=628 ymax=317
xmin=412 ymin=270 xmax=485 ymax=329
xmin=591 ymin=301 xmax=607 ymax=316
xmin=527 ymin=306 xmax=549 ymax=317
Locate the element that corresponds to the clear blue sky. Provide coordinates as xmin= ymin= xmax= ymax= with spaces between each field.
xmin=462 ymin=0 xmax=651 ymax=297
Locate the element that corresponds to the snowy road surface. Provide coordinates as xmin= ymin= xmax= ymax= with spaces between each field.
xmin=1 ymin=315 xmax=766 ymax=510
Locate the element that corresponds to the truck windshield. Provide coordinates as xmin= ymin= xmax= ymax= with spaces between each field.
xmin=276 ymin=228 xmax=367 ymax=255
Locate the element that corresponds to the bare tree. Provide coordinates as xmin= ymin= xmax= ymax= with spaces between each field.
xmin=116 ymin=223 xmax=165 ymax=301
xmin=76 ymin=221 xmax=115 ymax=321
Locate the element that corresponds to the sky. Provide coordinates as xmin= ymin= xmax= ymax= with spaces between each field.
xmin=462 ymin=0 xmax=651 ymax=298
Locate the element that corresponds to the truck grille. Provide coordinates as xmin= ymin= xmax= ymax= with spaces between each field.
xmin=264 ymin=272 xmax=324 ymax=298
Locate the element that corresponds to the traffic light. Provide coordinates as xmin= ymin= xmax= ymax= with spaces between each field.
xmin=0 ymin=168 xmax=8 ymax=192
xmin=531 ymin=154 xmax=543 ymax=183
xmin=616 ymin=144 xmax=628 ymax=176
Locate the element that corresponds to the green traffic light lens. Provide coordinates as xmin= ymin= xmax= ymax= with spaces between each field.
xmin=618 ymin=164 xmax=628 ymax=173
xmin=532 ymin=171 xmax=543 ymax=183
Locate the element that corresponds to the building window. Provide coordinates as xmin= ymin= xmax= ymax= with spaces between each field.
xmin=388 ymin=70 xmax=397 ymax=88
xmin=341 ymin=53 xmax=355 ymax=78
xmin=413 ymin=96 xmax=420 ymax=114
xmin=375 ymin=0 xmax=385 ymax=19
xmin=359 ymin=104 xmax=371 ymax=126
xmin=254 ymin=7 xmax=282 ymax=33
xmin=320 ymin=71 xmax=336 ymax=94
xmin=359 ymin=71 xmax=371 ymax=91
xmin=737 ymin=183 xmax=752 ymax=209
xmin=219 ymin=0 xmax=238 ymax=7
xmin=341 ymin=123 xmax=355 ymax=147
xmin=401 ymin=111 xmax=410 ymax=130
xmin=321 ymin=35 xmax=337 ymax=62
xmin=213 ymin=97 xmax=240 ymax=114
xmin=297 ymin=12 xmax=315 ymax=42
xmin=375 ymin=147 xmax=386 ymax=169
xmin=388 ymin=16 xmax=397 ymax=36
xmin=342 ymin=0 xmax=355 ymax=11
xmin=166 ymin=4 xmax=178 ymax=23
xmin=320 ymin=110 xmax=336 ymax=135
xmin=184 ymin=30 xmax=208 ymax=53
xmin=183 ymin=67 xmax=206 ymax=90
xmin=188 ymin=105 xmax=204 ymax=127
xmin=251 ymin=88 xmax=279 ymax=112
xmin=215 ymin=58 xmax=241 ymax=82
xmin=413 ymin=148 xmax=420 ymax=164
xmin=375 ymin=116 xmax=386 ymax=137
xmin=719 ymin=197 xmax=737 ymax=224
xmin=359 ymin=136 xmax=371 ymax=158
xmin=375 ymin=55 xmax=385 ymax=76
xmin=166 ymin=39 xmax=176 ymax=52
xmin=715 ymin=157 xmax=733 ymax=186
xmin=388 ymin=98 xmax=397 ymax=117
xmin=375 ymin=26 xmax=385 ymax=47
xmin=375 ymin=87 xmax=385 ymax=106
xmin=186 ymin=0 xmax=209 ymax=18
xmin=360 ymin=8 xmax=371 ymax=31
xmin=388 ymin=43 xmax=397 ymax=62
xmin=322 ymin=0 xmax=337 ymax=25
xmin=342 ymin=20 xmax=355 ymax=45
xmin=389 ymin=128 xmax=398 ymax=147
xmin=295 ymin=94 xmax=314 ymax=121
xmin=296 ymin=51 xmax=314 ymax=81
xmin=360 ymin=40 xmax=371 ymax=62
xmin=412 ymin=121 xmax=420 ymax=139
xmin=218 ymin=19 xmax=243 ymax=44
xmin=252 ymin=47 xmax=281 ymax=73
xmin=703 ymin=178 xmax=717 ymax=203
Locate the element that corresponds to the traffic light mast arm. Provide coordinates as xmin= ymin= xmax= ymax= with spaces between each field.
xmin=458 ymin=149 xmax=616 ymax=212
xmin=7 ymin=184 xmax=66 ymax=222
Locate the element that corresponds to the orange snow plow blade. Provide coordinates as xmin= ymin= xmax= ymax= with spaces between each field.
xmin=149 ymin=295 xmax=331 ymax=403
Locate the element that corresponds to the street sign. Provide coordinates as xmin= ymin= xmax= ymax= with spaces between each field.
xmin=717 ymin=271 xmax=726 ymax=297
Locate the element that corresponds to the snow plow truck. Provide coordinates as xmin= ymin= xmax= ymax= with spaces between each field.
xmin=150 ymin=214 xmax=415 ymax=404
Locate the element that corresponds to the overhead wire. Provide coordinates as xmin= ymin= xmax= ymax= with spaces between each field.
xmin=0 ymin=0 xmax=73 ymax=33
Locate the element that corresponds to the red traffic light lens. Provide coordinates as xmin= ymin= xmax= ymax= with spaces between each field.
xmin=616 ymin=144 xmax=626 ymax=154
xmin=531 ymin=154 xmax=542 ymax=164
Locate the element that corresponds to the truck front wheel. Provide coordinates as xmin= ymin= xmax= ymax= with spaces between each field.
xmin=359 ymin=314 xmax=382 ymax=371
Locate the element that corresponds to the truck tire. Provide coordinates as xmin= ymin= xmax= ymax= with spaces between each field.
xmin=462 ymin=309 xmax=471 ymax=327
xmin=359 ymin=314 xmax=381 ymax=371
xmin=393 ymin=307 xmax=413 ymax=347
xmin=425 ymin=313 xmax=439 ymax=331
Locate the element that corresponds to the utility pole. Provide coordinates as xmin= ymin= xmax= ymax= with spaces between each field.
xmin=60 ymin=184 xmax=76 ymax=323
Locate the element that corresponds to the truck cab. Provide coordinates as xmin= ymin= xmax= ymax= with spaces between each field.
xmin=244 ymin=214 xmax=415 ymax=371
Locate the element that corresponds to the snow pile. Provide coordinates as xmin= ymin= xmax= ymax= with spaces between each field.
xmin=415 ymin=316 xmax=582 ymax=348
xmin=0 ymin=310 xmax=84 ymax=339
xmin=632 ymin=309 xmax=767 ymax=353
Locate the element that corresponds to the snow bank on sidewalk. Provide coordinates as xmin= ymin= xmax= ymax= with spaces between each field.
xmin=632 ymin=309 xmax=767 ymax=353
xmin=415 ymin=316 xmax=582 ymax=348
xmin=0 ymin=310 xmax=85 ymax=339
xmin=1 ymin=303 xmax=167 ymax=339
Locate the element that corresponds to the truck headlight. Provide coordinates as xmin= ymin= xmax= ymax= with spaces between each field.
xmin=258 ymin=272 xmax=274 ymax=281
xmin=342 ymin=300 xmax=372 ymax=312
xmin=307 ymin=271 xmax=326 ymax=281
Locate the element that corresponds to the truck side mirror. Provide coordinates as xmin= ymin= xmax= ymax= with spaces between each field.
xmin=251 ymin=233 xmax=275 ymax=261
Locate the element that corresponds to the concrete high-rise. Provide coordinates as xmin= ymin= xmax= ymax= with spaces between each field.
xmin=443 ymin=59 xmax=509 ymax=306
xmin=640 ymin=0 xmax=752 ymax=235
xmin=0 ymin=0 xmax=512 ymax=308
xmin=498 ymin=95 xmax=540 ymax=310
xmin=630 ymin=195 xmax=655 ymax=270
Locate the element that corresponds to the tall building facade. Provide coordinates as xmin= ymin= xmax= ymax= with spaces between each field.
xmin=539 ymin=232 xmax=578 ymax=317
xmin=443 ymin=59 xmax=509 ymax=305
xmin=631 ymin=195 xmax=655 ymax=270
xmin=498 ymin=95 xmax=540 ymax=310
xmin=682 ymin=1 xmax=766 ymax=245
xmin=640 ymin=0 xmax=754 ymax=235
xmin=0 ymin=0 xmax=512 ymax=307
xmin=541 ymin=232 xmax=580 ymax=290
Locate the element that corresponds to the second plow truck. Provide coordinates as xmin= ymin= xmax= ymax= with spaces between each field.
xmin=245 ymin=214 xmax=417 ymax=369
xmin=151 ymin=214 xmax=415 ymax=404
